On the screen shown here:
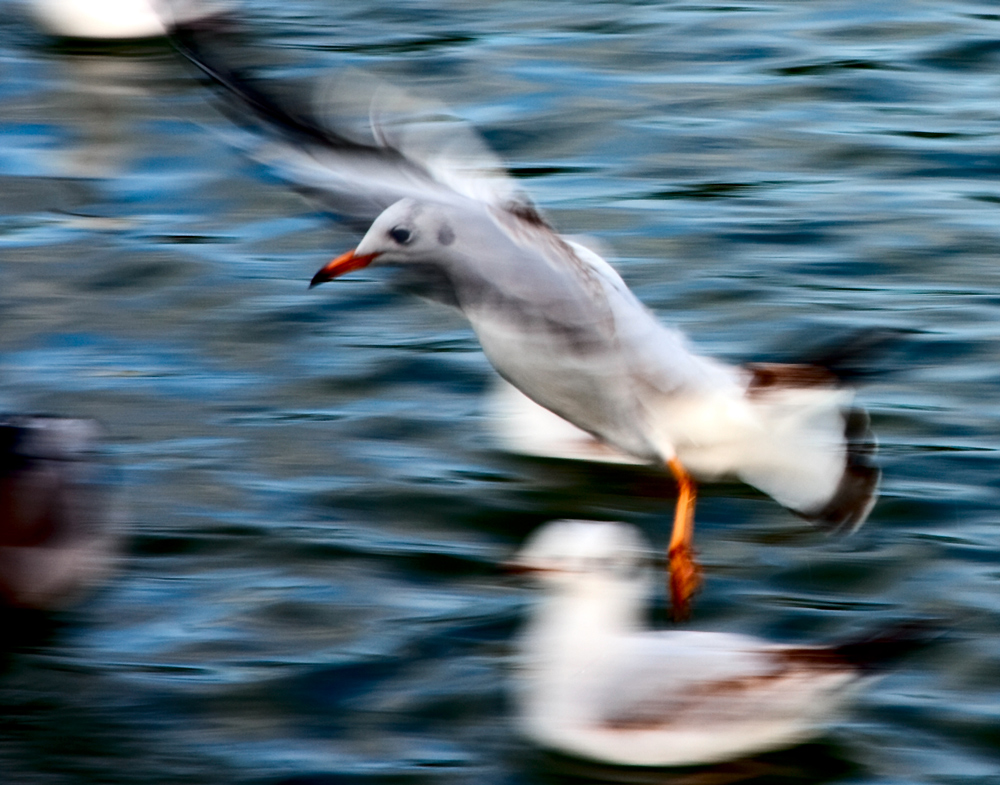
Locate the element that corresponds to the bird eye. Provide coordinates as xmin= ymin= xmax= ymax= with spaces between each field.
xmin=389 ymin=226 xmax=413 ymax=245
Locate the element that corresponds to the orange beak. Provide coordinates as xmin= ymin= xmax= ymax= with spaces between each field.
xmin=309 ymin=249 xmax=380 ymax=288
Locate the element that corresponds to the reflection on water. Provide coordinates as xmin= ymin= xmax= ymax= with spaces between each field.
xmin=1 ymin=1 xmax=1000 ymax=783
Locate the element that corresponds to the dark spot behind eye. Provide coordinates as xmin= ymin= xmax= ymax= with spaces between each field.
xmin=389 ymin=226 xmax=412 ymax=245
xmin=437 ymin=224 xmax=455 ymax=246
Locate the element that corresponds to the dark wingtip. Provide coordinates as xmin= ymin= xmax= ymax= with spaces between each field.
xmin=169 ymin=12 xmax=356 ymax=153
xmin=831 ymin=620 xmax=945 ymax=673
xmin=802 ymin=407 xmax=880 ymax=535
xmin=797 ymin=327 xmax=913 ymax=382
xmin=782 ymin=620 xmax=945 ymax=674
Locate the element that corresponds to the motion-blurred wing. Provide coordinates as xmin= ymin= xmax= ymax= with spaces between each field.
xmin=169 ymin=17 xmax=540 ymax=224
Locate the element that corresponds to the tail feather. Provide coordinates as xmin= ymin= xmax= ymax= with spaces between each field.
xmin=800 ymin=407 xmax=880 ymax=534
xmin=487 ymin=373 xmax=880 ymax=533
xmin=734 ymin=364 xmax=879 ymax=533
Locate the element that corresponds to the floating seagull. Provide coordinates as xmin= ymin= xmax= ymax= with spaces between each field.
xmin=509 ymin=519 xmax=920 ymax=768
xmin=23 ymin=0 xmax=222 ymax=41
xmin=23 ymin=0 xmax=168 ymax=39
xmin=171 ymin=20 xmax=879 ymax=617
xmin=0 ymin=415 xmax=121 ymax=610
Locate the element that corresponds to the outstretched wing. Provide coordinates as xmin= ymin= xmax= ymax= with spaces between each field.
xmin=169 ymin=16 xmax=543 ymax=224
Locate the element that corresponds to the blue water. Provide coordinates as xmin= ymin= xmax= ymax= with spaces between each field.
xmin=2 ymin=1 xmax=1000 ymax=782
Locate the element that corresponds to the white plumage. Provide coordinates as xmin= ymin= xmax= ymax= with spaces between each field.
xmin=510 ymin=520 xmax=874 ymax=767
xmin=172 ymin=19 xmax=880 ymax=614
xmin=25 ymin=0 xmax=167 ymax=38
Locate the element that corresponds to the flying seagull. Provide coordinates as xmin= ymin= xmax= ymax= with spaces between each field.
xmin=171 ymin=18 xmax=878 ymax=617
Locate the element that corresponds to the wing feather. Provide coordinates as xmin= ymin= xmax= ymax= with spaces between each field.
xmin=170 ymin=17 xmax=538 ymax=222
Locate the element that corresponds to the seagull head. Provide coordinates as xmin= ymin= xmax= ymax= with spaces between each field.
xmin=510 ymin=520 xmax=655 ymax=602
xmin=310 ymin=198 xmax=460 ymax=287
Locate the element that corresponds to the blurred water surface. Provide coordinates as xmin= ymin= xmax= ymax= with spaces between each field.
xmin=1 ymin=1 xmax=1000 ymax=783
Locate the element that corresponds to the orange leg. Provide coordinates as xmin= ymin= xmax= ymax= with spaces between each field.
xmin=666 ymin=456 xmax=702 ymax=621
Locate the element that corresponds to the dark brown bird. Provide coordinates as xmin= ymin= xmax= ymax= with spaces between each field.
xmin=0 ymin=416 xmax=120 ymax=610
